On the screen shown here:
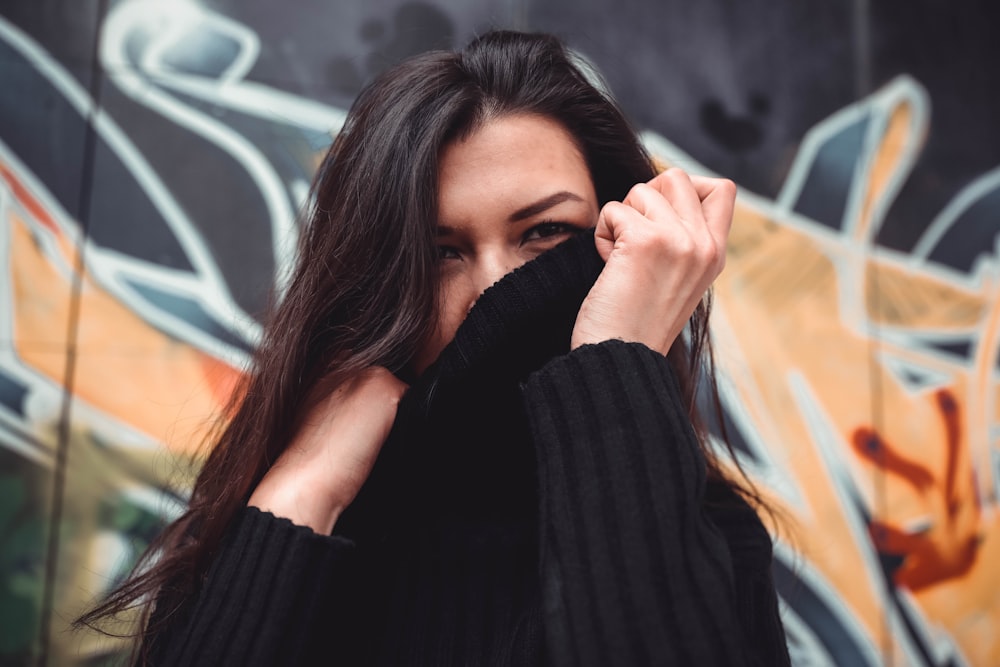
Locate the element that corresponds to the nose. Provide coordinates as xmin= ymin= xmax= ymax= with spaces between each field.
xmin=471 ymin=247 xmax=522 ymax=297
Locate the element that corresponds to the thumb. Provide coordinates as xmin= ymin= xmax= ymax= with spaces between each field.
xmin=690 ymin=176 xmax=736 ymax=240
xmin=594 ymin=201 xmax=630 ymax=261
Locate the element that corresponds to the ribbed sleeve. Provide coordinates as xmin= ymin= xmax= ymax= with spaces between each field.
xmin=138 ymin=230 xmax=789 ymax=664
xmin=708 ymin=493 xmax=790 ymax=667
xmin=148 ymin=506 xmax=356 ymax=666
xmin=523 ymin=340 xmax=748 ymax=667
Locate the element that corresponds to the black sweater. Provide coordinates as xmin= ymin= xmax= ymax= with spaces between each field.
xmin=146 ymin=231 xmax=790 ymax=666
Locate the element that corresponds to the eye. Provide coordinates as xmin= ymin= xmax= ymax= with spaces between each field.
xmin=437 ymin=245 xmax=461 ymax=261
xmin=523 ymin=221 xmax=579 ymax=242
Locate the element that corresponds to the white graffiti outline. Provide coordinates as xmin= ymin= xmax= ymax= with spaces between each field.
xmin=0 ymin=15 xmax=258 ymax=367
xmin=644 ymin=76 xmax=999 ymax=497
xmin=0 ymin=163 xmax=59 ymax=467
xmin=913 ymin=167 xmax=1000 ymax=270
xmin=705 ymin=304 xmax=808 ymax=512
xmin=100 ymin=0 xmax=350 ymax=296
xmin=0 ymin=141 xmax=167 ymax=467
xmin=643 ymin=76 xmax=998 ymax=663
xmin=788 ymin=369 xmax=953 ymax=666
xmin=773 ymin=540 xmax=883 ymax=666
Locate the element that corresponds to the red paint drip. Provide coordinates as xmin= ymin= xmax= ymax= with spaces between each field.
xmin=850 ymin=427 xmax=934 ymax=490
xmin=0 ymin=163 xmax=59 ymax=233
xmin=936 ymin=389 xmax=962 ymax=518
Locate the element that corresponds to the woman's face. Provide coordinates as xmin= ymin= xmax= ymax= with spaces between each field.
xmin=410 ymin=113 xmax=600 ymax=374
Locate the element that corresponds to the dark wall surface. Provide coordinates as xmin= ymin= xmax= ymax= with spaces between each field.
xmin=1 ymin=1 xmax=998 ymax=664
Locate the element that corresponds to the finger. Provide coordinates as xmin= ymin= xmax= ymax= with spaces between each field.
xmin=648 ymin=168 xmax=705 ymax=228
xmin=688 ymin=174 xmax=719 ymax=201
xmin=689 ymin=176 xmax=736 ymax=241
xmin=594 ymin=200 xmax=649 ymax=261
xmin=622 ymin=181 xmax=679 ymax=224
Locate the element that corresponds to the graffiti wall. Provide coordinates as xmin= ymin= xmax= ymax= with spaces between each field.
xmin=1 ymin=0 xmax=996 ymax=664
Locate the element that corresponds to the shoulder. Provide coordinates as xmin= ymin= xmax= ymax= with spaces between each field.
xmin=703 ymin=478 xmax=774 ymax=572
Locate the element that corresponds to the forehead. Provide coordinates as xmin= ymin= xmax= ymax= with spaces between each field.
xmin=437 ymin=114 xmax=595 ymax=226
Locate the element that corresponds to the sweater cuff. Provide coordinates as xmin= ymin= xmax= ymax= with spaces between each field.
xmin=521 ymin=339 xmax=710 ymax=553
xmin=522 ymin=340 xmax=745 ymax=666
xmin=158 ymin=506 xmax=356 ymax=666
xmin=523 ymin=339 xmax=707 ymax=499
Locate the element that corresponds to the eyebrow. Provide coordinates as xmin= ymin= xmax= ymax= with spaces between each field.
xmin=437 ymin=190 xmax=587 ymax=236
xmin=509 ymin=191 xmax=586 ymax=222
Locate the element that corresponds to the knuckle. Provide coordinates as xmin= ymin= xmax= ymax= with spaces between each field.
xmin=701 ymin=238 xmax=720 ymax=260
xmin=644 ymin=233 xmax=673 ymax=255
xmin=697 ymin=243 xmax=715 ymax=265
xmin=659 ymin=168 xmax=690 ymax=191
xmin=606 ymin=199 xmax=630 ymax=213
xmin=649 ymin=172 xmax=671 ymax=194
xmin=665 ymin=166 xmax=690 ymax=182
xmin=706 ymin=242 xmax=728 ymax=275
xmin=717 ymin=178 xmax=737 ymax=196
xmin=627 ymin=225 xmax=665 ymax=254
xmin=625 ymin=182 xmax=652 ymax=203
xmin=669 ymin=232 xmax=695 ymax=256
xmin=706 ymin=247 xmax=723 ymax=271
xmin=675 ymin=236 xmax=713 ymax=265
xmin=600 ymin=200 xmax=629 ymax=223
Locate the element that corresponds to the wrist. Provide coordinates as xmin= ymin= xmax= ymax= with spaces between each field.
xmin=248 ymin=467 xmax=349 ymax=535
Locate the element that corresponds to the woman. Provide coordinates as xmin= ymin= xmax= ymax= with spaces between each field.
xmin=81 ymin=30 xmax=789 ymax=666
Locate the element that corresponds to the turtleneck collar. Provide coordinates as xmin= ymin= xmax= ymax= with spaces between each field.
xmin=335 ymin=230 xmax=604 ymax=540
xmin=408 ymin=228 xmax=604 ymax=407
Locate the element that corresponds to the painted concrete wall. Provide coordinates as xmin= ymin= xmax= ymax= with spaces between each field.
xmin=1 ymin=0 xmax=997 ymax=664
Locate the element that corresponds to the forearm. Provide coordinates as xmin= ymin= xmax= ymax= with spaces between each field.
xmin=523 ymin=340 xmax=746 ymax=666
xmin=248 ymin=468 xmax=346 ymax=535
xmin=145 ymin=507 xmax=357 ymax=666
xmin=248 ymin=366 xmax=407 ymax=535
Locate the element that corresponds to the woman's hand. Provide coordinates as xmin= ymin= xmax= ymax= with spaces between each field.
xmin=571 ymin=168 xmax=735 ymax=355
xmin=248 ymin=367 xmax=407 ymax=534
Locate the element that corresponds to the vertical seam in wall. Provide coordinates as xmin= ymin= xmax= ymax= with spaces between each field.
xmin=36 ymin=0 xmax=110 ymax=664
xmin=853 ymin=0 xmax=889 ymax=665
xmin=511 ymin=0 xmax=529 ymax=32
xmin=853 ymin=0 xmax=872 ymax=100
xmin=866 ymin=194 xmax=891 ymax=667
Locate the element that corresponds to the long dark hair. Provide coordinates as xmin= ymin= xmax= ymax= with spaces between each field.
xmin=77 ymin=29 xmax=758 ymax=655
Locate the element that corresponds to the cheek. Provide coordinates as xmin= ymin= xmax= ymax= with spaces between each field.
xmin=436 ymin=274 xmax=480 ymax=347
xmin=411 ymin=274 xmax=477 ymax=374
